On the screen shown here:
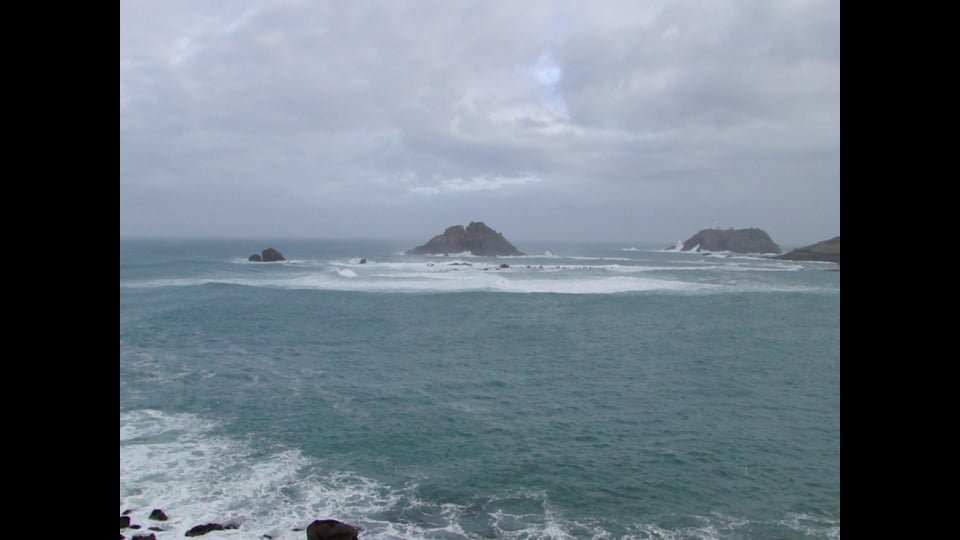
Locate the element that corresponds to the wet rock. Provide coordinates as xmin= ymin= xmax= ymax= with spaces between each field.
xmin=131 ymin=535 xmax=156 ymax=540
xmin=306 ymin=519 xmax=360 ymax=540
xmin=359 ymin=258 xmax=367 ymax=264
xmin=120 ymin=516 xmax=131 ymax=529
xmin=248 ymin=254 xmax=263 ymax=262
xmin=148 ymin=509 xmax=168 ymax=521
xmin=123 ymin=509 xmax=134 ymax=516
xmin=185 ymin=523 xmax=238 ymax=537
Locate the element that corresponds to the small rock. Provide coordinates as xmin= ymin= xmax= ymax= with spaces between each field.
xmin=120 ymin=535 xmax=125 ymax=540
xmin=499 ymin=263 xmax=509 ymax=269
xmin=306 ymin=519 xmax=360 ymax=540
xmin=248 ymin=254 xmax=263 ymax=262
xmin=148 ymin=527 xmax=164 ymax=532
xmin=131 ymin=535 xmax=156 ymax=540
xmin=120 ymin=516 xmax=131 ymax=529
xmin=148 ymin=509 xmax=168 ymax=521
xmin=185 ymin=523 xmax=235 ymax=537
xmin=359 ymin=258 xmax=367 ymax=264
xmin=130 ymin=524 xmax=141 ymax=530
xmin=123 ymin=509 xmax=134 ymax=516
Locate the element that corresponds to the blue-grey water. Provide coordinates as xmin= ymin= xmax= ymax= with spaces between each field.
xmin=119 ymin=239 xmax=840 ymax=539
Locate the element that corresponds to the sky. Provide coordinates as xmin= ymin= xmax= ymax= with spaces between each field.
xmin=120 ymin=0 xmax=839 ymax=245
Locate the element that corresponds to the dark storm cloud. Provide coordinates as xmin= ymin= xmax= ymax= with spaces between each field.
xmin=121 ymin=0 xmax=839 ymax=244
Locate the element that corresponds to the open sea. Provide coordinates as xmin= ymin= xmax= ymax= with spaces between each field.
xmin=119 ymin=239 xmax=840 ymax=539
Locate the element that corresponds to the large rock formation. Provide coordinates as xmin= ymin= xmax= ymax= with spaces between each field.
xmin=777 ymin=236 xmax=840 ymax=264
xmin=681 ymin=228 xmax=781 ymax=254
xmin=407 ymin=222 xmax=525 ymax=256
xmin=249 ymin=248 xmax=286 ymax=262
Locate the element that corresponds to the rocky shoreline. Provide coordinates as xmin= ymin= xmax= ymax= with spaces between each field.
xmin=120 ymin=509 xmax=359 ymax=540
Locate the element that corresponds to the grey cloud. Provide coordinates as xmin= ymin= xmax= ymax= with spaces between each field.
xmin=120 ymin=0 xmax=839 ymax=244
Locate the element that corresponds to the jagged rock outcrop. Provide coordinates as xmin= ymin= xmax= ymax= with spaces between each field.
xmin=306 ymin=519 xmax=360 ymax=540
xmin=681 ymin=228 xmax=781 ymax=254
xmin=407 ymin=222 xmax=525 ymax=256
xmin=249 ymin=248 xmax=286 ymax=262
xmin=777 ymin=236 xmax=840 ymax=264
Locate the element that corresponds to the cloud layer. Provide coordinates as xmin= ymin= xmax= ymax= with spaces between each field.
xmin=120 ymin=0 xmax=839 ymax=244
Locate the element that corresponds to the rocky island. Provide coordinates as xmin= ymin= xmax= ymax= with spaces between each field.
xmin=676 ymin=227 xmax=781 ymax=254
xmin=777 ymin=236 xmax=840 ymax=264
xmin=407 ymin=222 xmax=525 ymax=256
xmin=248 ymin=248 xmax=286 ymax=262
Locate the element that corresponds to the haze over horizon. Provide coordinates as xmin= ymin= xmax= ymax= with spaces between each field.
xmin=120 ymin=0 xmax=839 ymax=246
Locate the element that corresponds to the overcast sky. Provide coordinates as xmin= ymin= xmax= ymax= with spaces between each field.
xmin=120 ymin=0 xmax=839 ymax=245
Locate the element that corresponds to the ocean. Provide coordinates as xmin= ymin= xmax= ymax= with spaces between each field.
xmin=119 ymin=239 xmax=840 ymax=539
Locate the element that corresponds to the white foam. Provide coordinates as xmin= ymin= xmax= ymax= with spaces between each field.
xmin=122 ymin=254 xmax=831 ymax=295
xmin=120 ymin=273 xmax=720 ymax=295
xmin=120 ymin=410 xmax=415 ymax=540
xmin=620 ymin=247 xmax=640 ymax=252
xmin=777 ymin=513 xmax=840 ymax=540
xmin=120 ymin=410 xmax=838 ymax=539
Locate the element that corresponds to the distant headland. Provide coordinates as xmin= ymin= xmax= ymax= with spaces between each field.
xmin=407 ymin=222 xmax=525 ymax=256
xmin=671 ymin=227 xmax=782 ymax=254
xmin=777 ymin=236 xmax=840 ymax=264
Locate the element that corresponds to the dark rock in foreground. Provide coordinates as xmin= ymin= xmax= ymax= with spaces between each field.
xmin=120 ymin=516 xmax=131 ymax=529
xmin=681 ymin=228 xmax=781 ymax=254
xmin=777 ymin=236 xmax=840 ymax=264
xmin=131 ymin=534 xmax=156 ymax=540
xmin=407 ymin=222 xmax=525 ymax=256
xmin=148 ymin=509 xmax=168 ymax=521
xmin=185 ymin=523 xmax=238 ymax=537
xmin=306 ymin=519 xmax=360 ymax=540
